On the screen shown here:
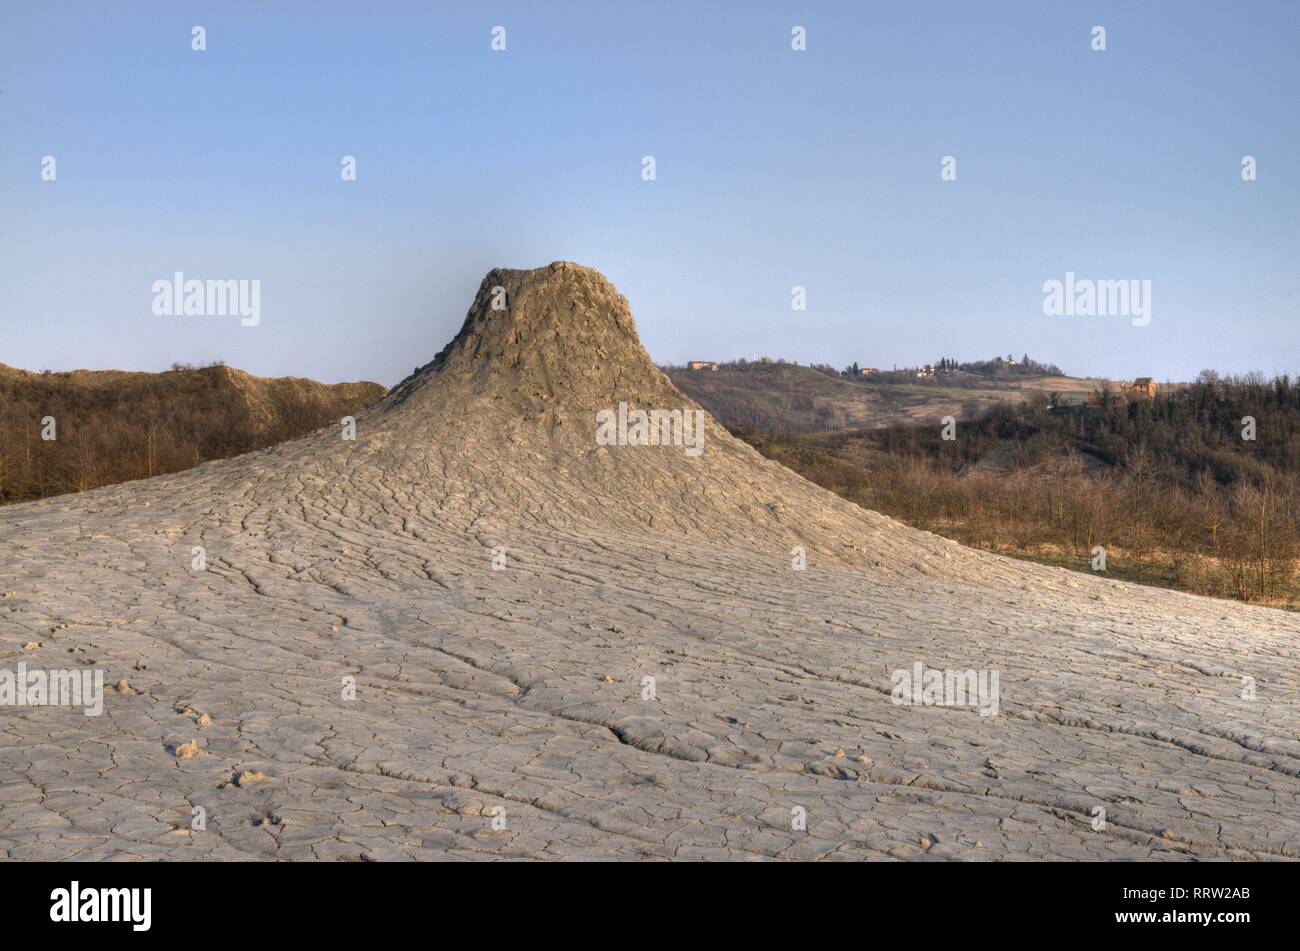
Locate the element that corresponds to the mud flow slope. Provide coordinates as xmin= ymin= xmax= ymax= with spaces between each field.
xmin=1 ymin=262 xmax=1297 ymax=860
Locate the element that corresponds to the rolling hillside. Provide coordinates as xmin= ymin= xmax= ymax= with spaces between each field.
xmin=0 ymin=362 xmax=386 ymax=504
xmin=665 ymin=361 xmax=1102 ymax=434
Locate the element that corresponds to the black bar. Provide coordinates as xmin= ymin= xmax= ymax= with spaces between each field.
xmin=0 ymin=861 xmax=1278 ymax=937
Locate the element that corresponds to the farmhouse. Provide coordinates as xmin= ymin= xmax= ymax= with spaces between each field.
xmin=1120 ymin=377 xmax=1157 ymax=399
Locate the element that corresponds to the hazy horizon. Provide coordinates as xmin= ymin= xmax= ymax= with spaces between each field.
xmin=3 ymin=1 xmax=1296 ymax=388
xmin=0 ymin=335 xmax=1273 ymax=390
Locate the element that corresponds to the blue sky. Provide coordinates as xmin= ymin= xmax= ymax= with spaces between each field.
xmin=1 ymin=1 xmax=1296 ymax=386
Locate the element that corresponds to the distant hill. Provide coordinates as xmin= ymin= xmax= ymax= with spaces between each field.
xmin=0 ymin=362 xmax=387 ymax=504
xmin=664 ymin=361 xmax=1102 ymax=435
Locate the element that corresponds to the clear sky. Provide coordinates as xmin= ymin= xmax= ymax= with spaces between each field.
xmin=2 ymin=1 xmax=1296 ymax=386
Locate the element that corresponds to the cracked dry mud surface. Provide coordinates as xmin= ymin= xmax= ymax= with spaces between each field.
xmin=2 ymin=262 xmax=1298 ymax=861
